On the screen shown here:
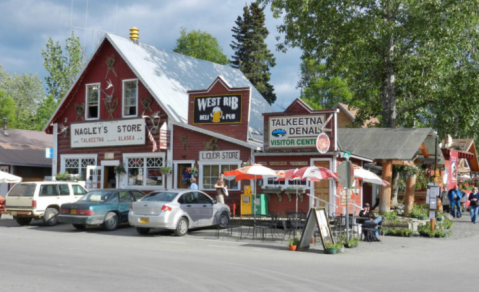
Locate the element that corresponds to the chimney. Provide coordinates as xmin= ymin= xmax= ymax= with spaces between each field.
xmin=3 ymin=117 xmax=8 ymax=136
xmin=130 ymin=27 xmax=139 ymax=44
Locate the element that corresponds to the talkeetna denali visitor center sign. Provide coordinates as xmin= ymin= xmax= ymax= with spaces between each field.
xmin=193 ymin=94 xmax=242 ymax=124
xmin=71 ymin=118 xmax=145 ymax=148
xmin=269 ymin=114 xmax=325 ymax=148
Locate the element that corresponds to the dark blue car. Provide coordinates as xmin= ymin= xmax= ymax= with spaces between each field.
xmin=58 ymin=189 xmax=146 ymax=231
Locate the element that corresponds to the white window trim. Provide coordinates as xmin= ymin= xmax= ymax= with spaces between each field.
xmin=60 ymin=154 xmax=98 ymax=177
xmin=198 ymin=161 xmax=242 ymax=191
xmin=122 ymin=79 xmax=138 ymax=118
xmin=85 ymin=83 xmax=101 ymax=120
xmin=123 ymin=152 xmax=166 ymax=190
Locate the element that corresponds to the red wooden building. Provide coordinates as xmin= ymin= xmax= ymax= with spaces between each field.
xmin=44 ymin=29 xmax=272 ymax=201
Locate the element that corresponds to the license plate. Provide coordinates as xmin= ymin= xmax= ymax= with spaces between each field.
xmin=139 ymin=218 xmax=149 ymax=224
xmin=71 ymin=209 xmax=77 ymax=215
xmin=10 ymin=211 xmax=16 ymax=216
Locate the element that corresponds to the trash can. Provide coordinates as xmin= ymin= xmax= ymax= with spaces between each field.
xmin=252 ymin=194 xmax=268 ymax=216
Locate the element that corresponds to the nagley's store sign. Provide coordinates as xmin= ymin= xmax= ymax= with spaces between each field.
xmin=269 ymin=114 xmax=326 ymax=148
xmin=70 ymin=118 xmax=145 ymax=148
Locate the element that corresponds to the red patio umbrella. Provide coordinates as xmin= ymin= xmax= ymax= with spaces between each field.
xmin=292 ymin=166 xmax=337 ymax=182
xmin=224 ymin=164 xmax=279 ymax=182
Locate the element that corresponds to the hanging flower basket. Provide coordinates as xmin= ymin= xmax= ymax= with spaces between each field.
xmin=114 ymin=165 xmax=126 ymax=175
xmin=184 ymin=167 xmax=198 ymax=177
xmin=160 ymin=166 xmax=172 ymax=175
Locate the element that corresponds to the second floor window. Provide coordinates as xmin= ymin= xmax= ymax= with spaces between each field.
xmin=86 ymin=84 xmax=99 ymax=119
xmin=123 ymin=79 xmax=138 ymax=117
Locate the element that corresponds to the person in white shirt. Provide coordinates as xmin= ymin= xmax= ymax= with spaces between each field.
xmin=189 ymin=177 xmax=198 ymax=190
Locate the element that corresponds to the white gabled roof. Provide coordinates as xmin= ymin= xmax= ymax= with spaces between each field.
xmin=107 ymin=33 xmax=272 ymax=137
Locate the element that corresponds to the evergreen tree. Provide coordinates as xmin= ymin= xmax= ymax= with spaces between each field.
xmin=231 ymin=1 xmax=276 ymax=105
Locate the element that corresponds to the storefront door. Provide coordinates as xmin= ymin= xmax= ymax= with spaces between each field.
xmin=86 ymin=166 xmax=102 ymax=190
xmin=177 ymin=164 xmax=191 ymax=189
xmin=314 ymin=160 xmax=331 ymax=208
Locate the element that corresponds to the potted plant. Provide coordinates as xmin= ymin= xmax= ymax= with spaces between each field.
xmin=324 ymin=241 xmax=339 ymax=254
xmin=184 ymin=166 xmax=198 ymax=177
xmin=160 ymin=166 xmax=172 ymax=175
xmin=287 ymin=237 xmax=300 ymax=251
xmin=114 ymin=164 xmax=126 ymax=175
xmin=284 ymin=186 xmax=304 ymax=194
xmin=345 ymin=237 xmax=359 ymax=248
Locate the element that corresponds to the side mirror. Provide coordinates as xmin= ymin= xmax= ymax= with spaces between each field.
xmin=212 ymin=200 xmax=217 ymax=204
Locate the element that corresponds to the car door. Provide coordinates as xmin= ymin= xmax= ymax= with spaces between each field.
xmin=178 ymin=192 xmax=200 ymax=227
xmin=37 ymin=184 xmax=61 ymax=212
xmin=118 ymin=191 xmax=135 ymax=223
xmin=195 ymin=192 xmax=215 ymax=227
xmin=58 ymin=183 xmax=74 ymax=205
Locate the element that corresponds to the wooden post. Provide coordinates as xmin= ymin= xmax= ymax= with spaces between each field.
xmin=380 ymin=160 xmax=393 ymax=214
xmin=404 ymin=175 xmax=416 ymax=215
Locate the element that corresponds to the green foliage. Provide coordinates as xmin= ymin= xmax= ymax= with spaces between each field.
xmin=288 ymin=237 xmax=300 ymax=246
xmin=42 ymin=31 xmax=84 ymax=103
xmin=382 ymin=211 xmax=398 ymax=221
xmin=33 ymin=94 xmax=57 ymax=131
xmin=410 ymin=203 xmax=429 ymax=219
xmin=0 ymin=89 xmax=18 ymax=128
xmin=298 ymin=59 xmax=353 ymax=110
xmin=56 ymin=172 xmax=70 ymax=181
xmin=231 ymin=1 xmax=276 ymax=105
xmin=266 ymin=0 xmax=479 ymax=131
xmin=173 ymin=27 xmax=229 ymax=65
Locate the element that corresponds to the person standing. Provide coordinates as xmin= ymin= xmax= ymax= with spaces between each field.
xmin=359 ymin=203 xmax=383 ymax=242
xmin=214 ymin=173 xmax=227 ymax=204
xmin=447 ymin=185 xmax=463 ymax=218
xmin=189 ymin=177 xmax=198 ymax=190
xmin=468 ymin=187 xmax=479 ymax=223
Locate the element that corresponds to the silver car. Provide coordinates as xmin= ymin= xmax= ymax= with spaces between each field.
xmin=128 ymin=189 xmax=230 ymax=236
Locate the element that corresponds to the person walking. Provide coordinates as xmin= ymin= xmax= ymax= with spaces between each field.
xmin=214 ymin=173 xmax=227 ymax=204
xmin=447 ymin=185 xmax=463 ymax=218
xmin=468 ymin=187 xmax=479 ymax=223
xmin=189 ymin=177 xmax=198 ymax=190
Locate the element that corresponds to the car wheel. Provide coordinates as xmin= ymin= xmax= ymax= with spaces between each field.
xmin=43 ymin=208 xmax=59 ymax=226
xmin=174 ymin=217 xmax=188 ymax=236
xmin=218 ymin=212 xmax=229 ymax=228
xmin=136 ymin=227 xmax=150 ymax=235
xmin=16 ymin=217 xmax=32 ymax=226
xmin=73 ymin=224 xmax=86 ymax=230
xmin=103 ymin=212 xmax=119 ymax=231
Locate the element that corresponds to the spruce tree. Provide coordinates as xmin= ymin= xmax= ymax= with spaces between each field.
xmin=231 ymin=2 xmax=276 ymax=105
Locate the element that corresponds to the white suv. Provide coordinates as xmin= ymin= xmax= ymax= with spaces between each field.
xmin=5 ymin=181 xmax=88 ymax=226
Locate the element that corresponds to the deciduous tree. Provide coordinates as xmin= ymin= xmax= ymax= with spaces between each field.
xmin=42 ymin=31 xmax=84 ymax=103
xmin=173 ymin=28 xmax=229 ymax=65
xmin=266 ymin=0 xmax=479 ymax=132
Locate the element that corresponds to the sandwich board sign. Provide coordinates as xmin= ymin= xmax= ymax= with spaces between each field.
xmin=298 ymin=207 xmax=335 ymax=251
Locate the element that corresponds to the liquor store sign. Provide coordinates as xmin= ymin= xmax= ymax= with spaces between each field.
xmin=268 ymin=114 xmax=326 ymax=148
xmin=71 ymin=119 xmax=145 ymax=148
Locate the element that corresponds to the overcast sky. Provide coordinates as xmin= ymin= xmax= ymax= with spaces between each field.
xmin=0 ymin=0 xmax=302 ymax=110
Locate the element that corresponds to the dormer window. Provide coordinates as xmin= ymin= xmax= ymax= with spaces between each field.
xmin=123 ymin=79 xmax=138 ymax=117
xmin=86 ymin=83 xmax=100 ymax=120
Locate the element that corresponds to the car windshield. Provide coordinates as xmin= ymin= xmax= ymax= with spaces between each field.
xmin=7 ymin=184 xmax=36 ymax=197
xmin=79 ymin=191 xmax=117 ymax=203
xmin=140 ymin=192 xmax=178 ymax=202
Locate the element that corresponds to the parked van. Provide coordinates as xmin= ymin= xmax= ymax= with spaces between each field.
xmin=5 ymin=182 xmax=88 ymax=226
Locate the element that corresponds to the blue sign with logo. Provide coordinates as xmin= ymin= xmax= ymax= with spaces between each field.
xmin=45 ymin=148 xmax=54 ymax=159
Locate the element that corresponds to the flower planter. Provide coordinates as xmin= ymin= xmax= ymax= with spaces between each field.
xmin=324 ymin=248 xmax=337 ymax=254
xmin=288 ymin=245 xmax=297 ymax=251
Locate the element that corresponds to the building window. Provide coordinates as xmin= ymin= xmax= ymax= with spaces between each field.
xmin=201 ymin=164 xmax=239 ymax=190
xmin=86 ymin=83 xmax=100 ymax=120
xmin=125 ymin=153 xmax=165 ymax=187
xmin=123 ymin=79 xmax=138 ymax=117
xmin=63 ymin=156 xmax=97 ymax=180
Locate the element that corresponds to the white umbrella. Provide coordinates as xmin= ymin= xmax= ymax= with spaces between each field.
xmin=0 ymin=171 xmax=22 ymax=183
xmin=353 ymin=167 xmax=389 ymax=186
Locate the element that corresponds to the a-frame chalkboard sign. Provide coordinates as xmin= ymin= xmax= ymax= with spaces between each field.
xmin=298 ymin=207 xmax=335 ymax=251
